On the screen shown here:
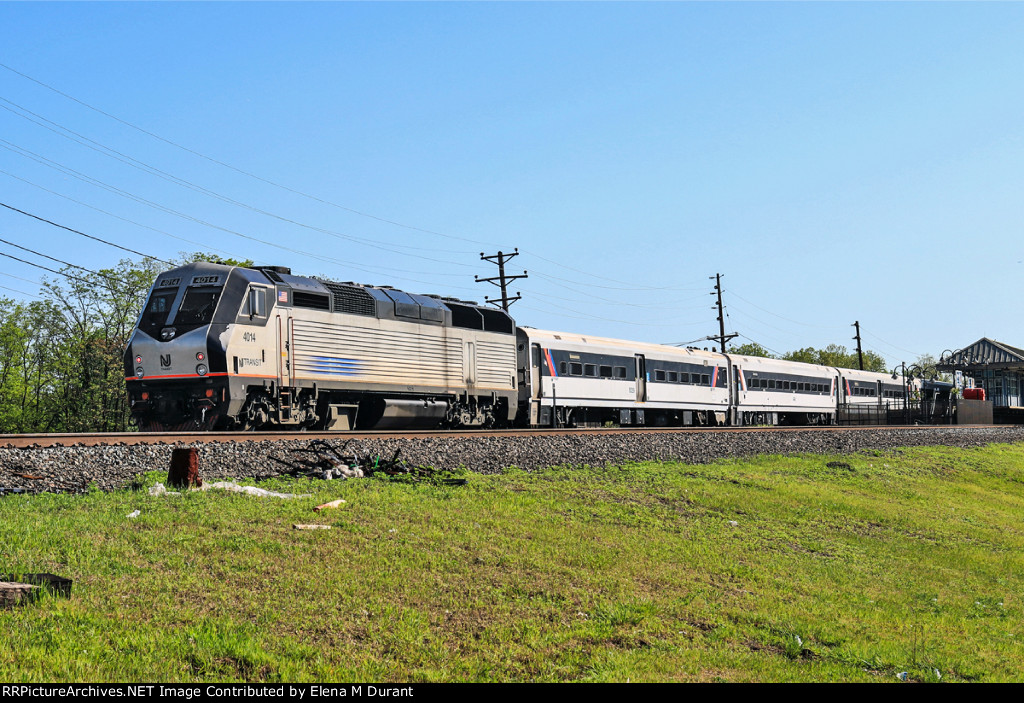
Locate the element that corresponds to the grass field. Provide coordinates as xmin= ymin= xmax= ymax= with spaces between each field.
xmin=2 ymin=442 xmax=1024 ymax=682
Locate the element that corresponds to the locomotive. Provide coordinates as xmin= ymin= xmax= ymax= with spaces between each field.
xmin=124 ymin=262 xmax=906 ymax=431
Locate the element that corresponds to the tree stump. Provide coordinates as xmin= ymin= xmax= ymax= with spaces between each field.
xmin=168 ymin=447 xmax=202 ymax=488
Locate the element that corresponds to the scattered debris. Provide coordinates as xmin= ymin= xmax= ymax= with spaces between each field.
xmin=270 ymin=439 xmax=462 ymax=484
xmin=148 ymin=483 xmax=181 ymax=497
xmin=127 ymin=509 xmax=141 ymax=519
xmin=145 ymin=480 xmax=309 ymax=499
xmin=728 ymin=520 xmax=739 ymax=527
xmin=202 ymin=481 xmax=311 ymax=499
xmin=13 ymin=473 xmax=43 ymax=480
xmin=896 ymin=671 xmax=909 ymax=681
xmin=314 ymin=499 xmax=347 ymax=511
xmin=293 ymin=524 xmax=331 ymax=530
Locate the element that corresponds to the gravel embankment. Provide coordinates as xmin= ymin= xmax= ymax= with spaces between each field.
xmin=2 ymin=426 xmax=1024 ymax=495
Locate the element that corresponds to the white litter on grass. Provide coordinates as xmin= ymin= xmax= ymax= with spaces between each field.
xmin=202 ymin=481 xmax=311 ymax=499
xmin=147 ymin=481 xmax=310 ymax=499
xmin=728 ymin=520 xmax=739 ymax=527
xmin=127 ymin=510 xmax=141 ymax=519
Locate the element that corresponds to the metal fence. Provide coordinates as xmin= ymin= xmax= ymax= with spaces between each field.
xmin=837 ymin=403 xmax=891 ymax=426
xmin=837 ymin=399 xmax=958 ymax=426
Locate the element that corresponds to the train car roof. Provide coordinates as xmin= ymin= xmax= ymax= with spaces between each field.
xmin=727 ymin=354 xmax=836 ymax=375
xmin=839 ymin=367 xmax=901 ymax=383
xmin=518 ymin=327 xmax=726 ymax=361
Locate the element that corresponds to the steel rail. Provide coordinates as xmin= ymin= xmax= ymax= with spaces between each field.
xmin=1 ymin=425 xmax=1012 ymax=449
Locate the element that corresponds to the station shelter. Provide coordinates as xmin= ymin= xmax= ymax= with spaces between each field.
xmin=938 ymin=338 xmax=1024 ymax=421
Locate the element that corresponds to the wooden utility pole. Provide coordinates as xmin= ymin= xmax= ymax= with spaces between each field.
xmin=475 ymin=249 xmax=528 ymax=311
xmin=707 ymin=273 xmax=737 ymax=352
xmin=853 ymin=321 xmax=864 ymax=370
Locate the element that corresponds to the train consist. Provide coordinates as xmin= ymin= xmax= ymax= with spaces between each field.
xmin=124 ymin=262 xmax=907 ymax=431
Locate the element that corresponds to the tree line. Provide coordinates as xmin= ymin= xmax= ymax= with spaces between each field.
xmin=0 ymin=253 xmax=249 ymax=434
xmin=727 ymin=341 xmax=945 ymax=381
xmin=727 ymin=341 xmax=889 ymax=372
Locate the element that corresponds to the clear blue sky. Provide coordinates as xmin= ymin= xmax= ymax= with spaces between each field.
xmin=1 ymin=2 xmax=1022 ymax=366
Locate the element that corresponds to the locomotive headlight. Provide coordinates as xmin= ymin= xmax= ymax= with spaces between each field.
xmin=196 ymin=352 xmax=205 ymax=361
xmin=160 ymin=327 xmax=176 ymax=341
xmin=196 ymin=364 xmax=208 ymax=376
xmin=135 ymin=355 xmax=142 ymax=364
xmin=135 ymin=367 xmax=145 ymax=379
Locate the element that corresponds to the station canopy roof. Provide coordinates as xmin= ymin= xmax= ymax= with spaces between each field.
xmin=938 ymin=338 xmax=1024 ymax=371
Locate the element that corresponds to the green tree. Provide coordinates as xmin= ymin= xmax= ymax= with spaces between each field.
xmin=727 ymin=342 xmax=776 ymax=359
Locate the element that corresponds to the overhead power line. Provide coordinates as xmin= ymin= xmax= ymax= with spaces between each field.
xmin=0 ymin=234 xmax=142 ymax=288
xmin=0 ymin=62 xmax=486 ymax=247
xmin=0 ymin=169 xmax=240 ymax=258
xmin=0 ymin=61 xmax=717 ymax=295
xmin=0 ymin=283 xmax=41 ymax=299
xmin=0 ymin=141 xmax=479 ymax=288
xmin=0 ymin=201 xmax=171 ymax=264
xmin=0 ymin=249 xmax=97 ymax=286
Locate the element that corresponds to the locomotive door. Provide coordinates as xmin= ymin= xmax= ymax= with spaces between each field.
xmin=465 ymin=341 xmax=476 ymax=387
xmin=276 ymin=314 xmax=292 ymax=387
xmin=530 ymin=343 xmax=542 ymax=426
xmin=531 ymin=344 xmax=542 ymax=399
xmin=635 ymin=354 xmax=647 ymax=402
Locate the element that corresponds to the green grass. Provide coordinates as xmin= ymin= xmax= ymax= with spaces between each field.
xmin=3 ymin=443 xmax=1024 ymax=682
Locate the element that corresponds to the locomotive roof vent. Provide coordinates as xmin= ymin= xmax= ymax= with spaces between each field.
xmin=255 ymin=266 xmax=290 ymax=282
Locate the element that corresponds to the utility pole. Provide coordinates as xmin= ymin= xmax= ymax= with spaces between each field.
xmin=706 ymin=273 xmax=737 ymax=352
xmin=475 ymin=249 xmax=528 ymax=311
xmin=852 ymin=321 xmax=864 ymax=370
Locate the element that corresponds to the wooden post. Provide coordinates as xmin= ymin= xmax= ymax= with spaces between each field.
xmin=168 ymin=447 xmax=202 ymax=488
xmin=1 ymin=581 xmax=39 ymax=607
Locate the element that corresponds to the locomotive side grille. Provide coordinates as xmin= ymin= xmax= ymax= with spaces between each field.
xmin=292 ymin=319 xmax=465 ymax=385
xmin=476 ymin=340 xmax=518 ymax=386
xmin=292 ymin=291 xmax=331 ymax=310
xmin=321 ymin=282 xmax=377 ymax=317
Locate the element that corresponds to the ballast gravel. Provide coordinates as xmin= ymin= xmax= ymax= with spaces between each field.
xmin=2 ymin=426 xmax=1024 ymax=495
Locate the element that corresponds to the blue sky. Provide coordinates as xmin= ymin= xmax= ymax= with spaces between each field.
xmin=1 ymin=2 xmax=1022 ymax=366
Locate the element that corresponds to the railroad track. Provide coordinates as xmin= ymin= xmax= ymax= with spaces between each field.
xmin=1 ymin=424 xmax=1009 ymax=449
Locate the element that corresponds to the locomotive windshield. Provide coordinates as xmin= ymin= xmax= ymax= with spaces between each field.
xmin=176 ymin=286 xmax=223 ymax=325
xmin=138 ymin=288 xmax=177 ymax=336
